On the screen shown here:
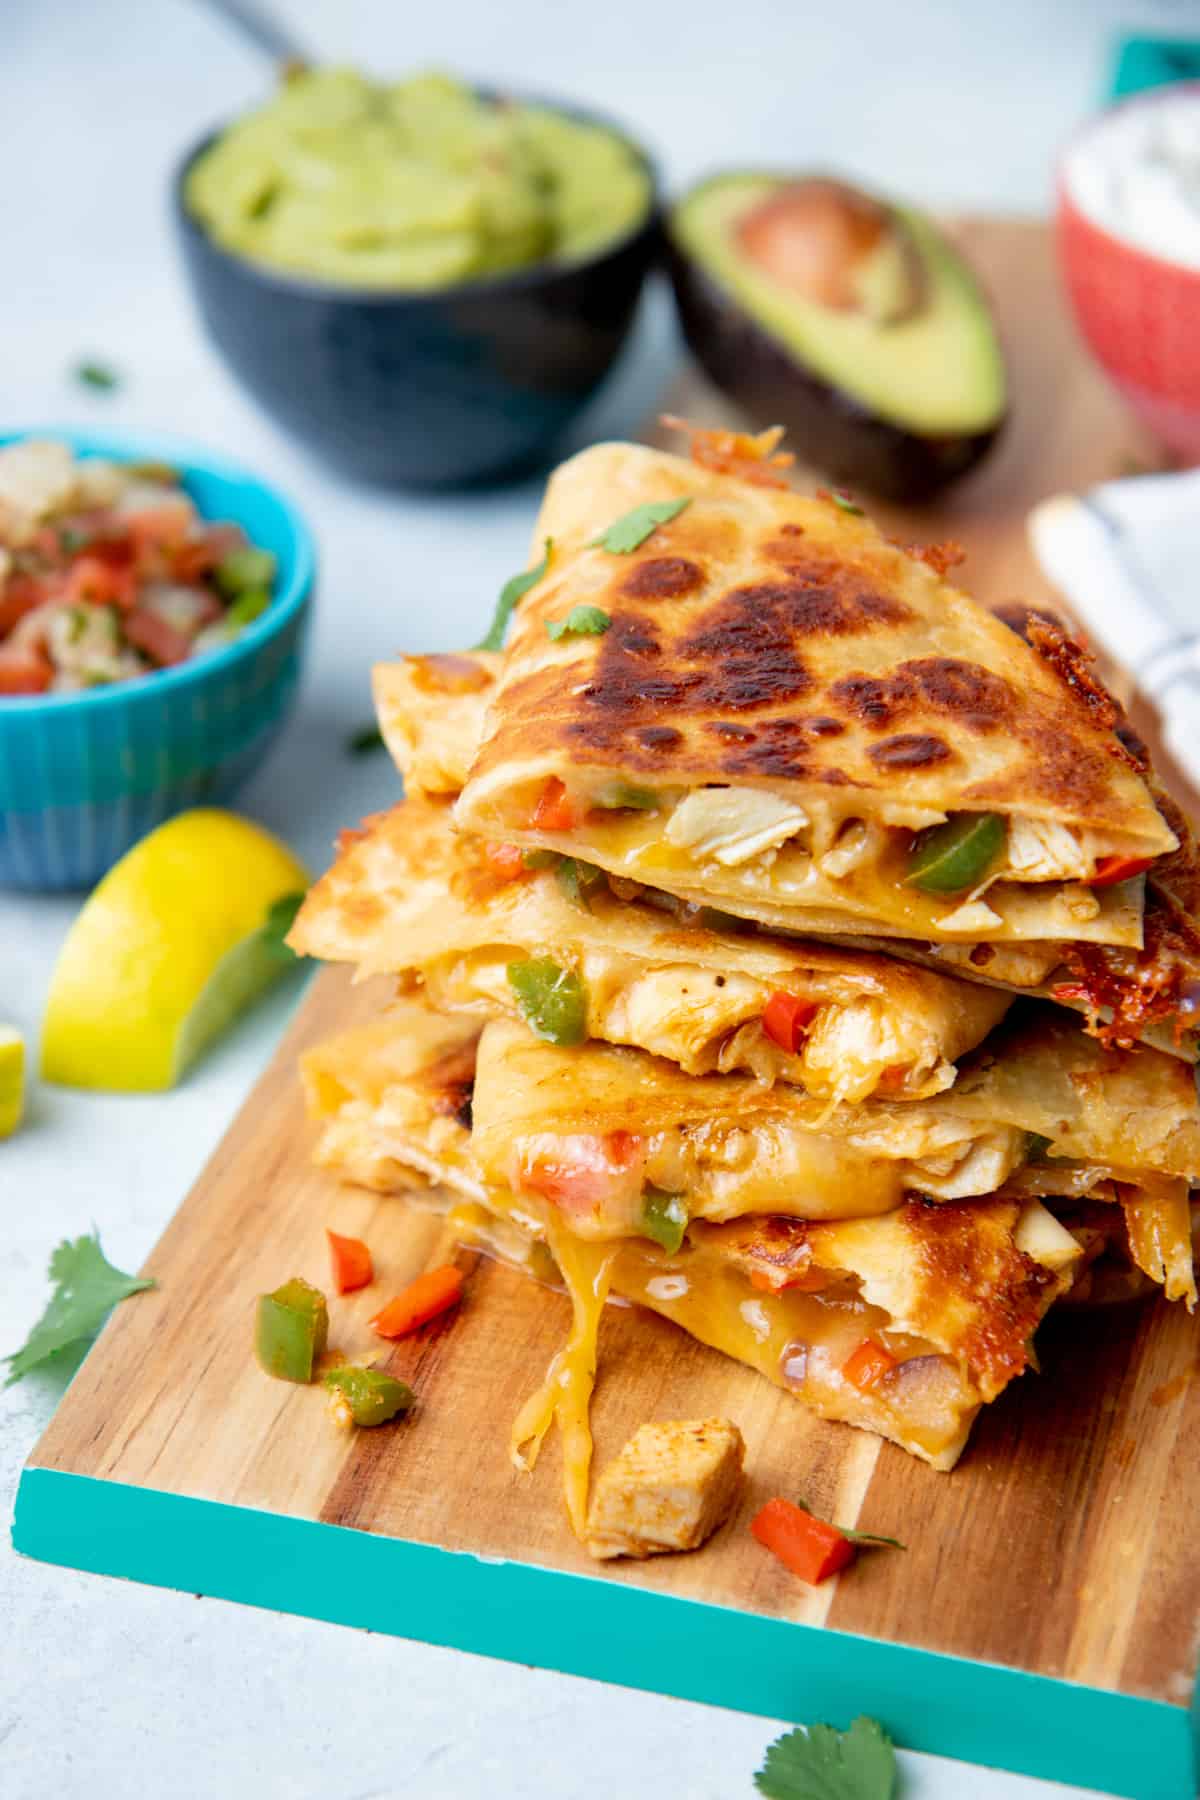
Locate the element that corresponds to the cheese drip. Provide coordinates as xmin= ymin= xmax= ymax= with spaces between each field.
xmin=509 ymin=1225 xmax=616 ymax=1536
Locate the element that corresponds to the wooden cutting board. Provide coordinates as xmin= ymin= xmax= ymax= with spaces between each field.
xmin=15 ymin=223 xmax=1200 ymax=1800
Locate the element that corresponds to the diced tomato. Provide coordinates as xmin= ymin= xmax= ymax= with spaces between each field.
xmin=751 ymin=1497 xmax=856 ymax=1585
xmin=0 ymin=571 xmax=59 ymax=636
xmin=171 ymin=523 xmax=243 ymax=582
xmin=483 ymin=841 xmax=527 ymax=882
xmin=370 ymin=1265 xmax=463 ymax=1338
xmin=842 ymin=1339 xmax=898 ymax=1391
xmin=761 ymin=990 xmax=819 ymax=1055
xmin=749 ymin=1265 xmax=829 ymax=1294
xmin=1092 ymin=854 xmax=1155 ymax=888
xmin=66 ymin=556 xmax=137 ymax=611
xmin=529 ymin=775 xmax=575 ymax=833
xmin=326 ymin=1229 xmax=374 ymax=1295
xmin=0 ymin=646 xmax=53 ymax=694
xmin=517 ymin=1130 xmax=646 ymax=1219
xmin=123 ymin=606 xmax=191 ymax=667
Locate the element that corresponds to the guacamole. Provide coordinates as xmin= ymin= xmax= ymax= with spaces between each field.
xmin=186 ymin=69 xmax=652 ymax=289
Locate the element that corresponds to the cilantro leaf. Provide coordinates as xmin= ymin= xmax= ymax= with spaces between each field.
xmin=4 ymin=1235 xmax=155 ymax=1386
xmin=347 ymin=723 xmax=385 ymax=755
xmin=545 ymin=605 xmax=610 ymax=642
xmin=474 ymin=538 xmax=553 ymax=651
xmin=73 ymin=359 xmax=121 ymax=392
xmin=823 ymin=489 xmax=864 ymax=516
xmin=755 ymin=1717 xmax=897 ymax=1800
xmin=588 ymin=497 xmax=692 ymax=553
xmin=797 ymin=1498 xmax=906 ymax=1551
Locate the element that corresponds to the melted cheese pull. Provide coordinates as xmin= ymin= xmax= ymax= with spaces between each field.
xmin=509 ymin=1225 xmax=617 ymax=1536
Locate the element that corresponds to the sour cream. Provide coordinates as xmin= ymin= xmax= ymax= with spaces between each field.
xmin=1064 ymin=90 xmax=1200 ymax=270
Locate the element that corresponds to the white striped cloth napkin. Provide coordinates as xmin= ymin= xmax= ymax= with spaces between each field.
xmin=1029 ymin=469 xmax=1200 ymax=786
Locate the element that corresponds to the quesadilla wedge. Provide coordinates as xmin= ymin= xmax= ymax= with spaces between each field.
xmin=301 ymin=1002 xmax=1087 ymax=1478
xmin=289 ymin=792 xmax=1010 ymax=1103
xmin=469 ymin=1008 xmax=1200 ymax=1284
xmin=454 ymin=441 xmax=1175 ymax=952
xmin=374 ymin=651 xmax=500 ymax=798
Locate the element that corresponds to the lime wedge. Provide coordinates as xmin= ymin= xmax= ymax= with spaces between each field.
xmin=0 ymin=1026 xmax=25 ymax=1137
xmin=41 ymin=810 xmax=308 ymax=1092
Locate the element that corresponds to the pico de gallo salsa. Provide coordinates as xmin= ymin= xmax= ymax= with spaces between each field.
xmin=0 ymin=439 xmax=277 ymax=696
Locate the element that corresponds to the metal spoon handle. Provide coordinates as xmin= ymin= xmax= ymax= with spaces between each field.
xmin=189 ymin=0 xmax=310 ymax=68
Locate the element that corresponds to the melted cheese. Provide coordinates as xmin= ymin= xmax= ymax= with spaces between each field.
xmin=509 ymin=1223 xmax=616 ymax=1536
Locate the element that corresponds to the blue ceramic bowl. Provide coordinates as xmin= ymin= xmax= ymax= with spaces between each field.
xmin=0 ymin=426 xmax=315 ymax=890
xmin=173 ymin=105 xmax=660 ymax=488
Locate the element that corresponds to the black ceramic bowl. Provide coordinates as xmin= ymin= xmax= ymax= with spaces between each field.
xmin=173 ymin=104 xmax=660 ymax=488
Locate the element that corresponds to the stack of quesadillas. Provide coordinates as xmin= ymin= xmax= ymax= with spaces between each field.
xmin=291 ymin=435 xmax=1200 ymax=1530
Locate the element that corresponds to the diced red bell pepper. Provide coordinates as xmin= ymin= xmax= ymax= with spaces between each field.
xmin=483 ymin=841 xmax=527 ymax=882
xmin=370 ymin=1265 xmax=464 ymax=1339
xmin=842 ymin=1339 xmax=898 ymax=1391
xmin=529 ymin=776 xmax=575 ymax=833
xmin=761 ymin=990 xmax=819 ymax=1054
xmin=1091 ymin=853 xmax=1154 ymax=887
xmin=326 ymin=1229 xmax=374 ymax=1295
xmin=517 ymin=1130 xmax=646 ymax=1217
xmin=748 ymin=1265 xmax=829 ymax=1294
xmin=751 ymin=1497 xmax=857 ymax=1585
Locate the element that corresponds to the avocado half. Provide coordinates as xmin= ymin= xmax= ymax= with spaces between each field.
xmin=667 ymin=173 xmax=1007 ymax=502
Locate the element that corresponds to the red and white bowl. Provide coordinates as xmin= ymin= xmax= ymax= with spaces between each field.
xmin=1057 ymin=84 xmax=1200 ymax=462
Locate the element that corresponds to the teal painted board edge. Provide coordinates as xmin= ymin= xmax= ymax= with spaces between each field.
xmin=1109 ymin=36 xmax=1200 ymax=101
xmin=13 ymin=1468 xmax=1195 ymax=1800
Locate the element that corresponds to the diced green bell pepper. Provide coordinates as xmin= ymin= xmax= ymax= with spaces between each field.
xmin=639 ymin=1188 xmax=688 ymax=1254
xmin=225 ymin=587 xmax=272 ymax=629
xmin=323 ymin=1364 xmax=414 ymax=1427
xmin=521 ymin=848 xmax=561 ymax=871
xmin=255 ymin=1277 xmax=328 ymax=1382
xmin=507 ymin=957 xmax=588 ymax=1045
xmin=215 ymin=546 xmax=277 ymax=598
xmin=906 ymin=812 xmax=1005 ymax=894
xmin=594 ymin=781 xmax=660 ymax=811
xmin=556 ymin=857 xmax=606 ymax=910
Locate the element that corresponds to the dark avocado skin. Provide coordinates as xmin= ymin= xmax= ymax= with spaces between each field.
xmin=666 ymin=240 xmax=1004 ymax=504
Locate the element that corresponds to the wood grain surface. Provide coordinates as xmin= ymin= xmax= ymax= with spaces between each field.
xmin=26 ymin=221 xmax=1200 ymax=1718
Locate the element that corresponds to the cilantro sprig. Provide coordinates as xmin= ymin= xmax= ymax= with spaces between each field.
xmin=474 ymin=538 xmax=553 ymax=652
xmin=756 ymin=1716 xmax=897 ymax=1800
xmin=797 ymin=1497 xmax=906 ymax=1551
xmin=347 ymin=724 xmax=385 ymax=755
xmin=4 ymin=1235 xmax=155 ymax=1386
xmin=545 ymin=605 xmax=610 ymax=642
xmin=588 ymin=497 xmax=692 ymax=553
xmin=73 ymin=359 xmax=121 ymax=392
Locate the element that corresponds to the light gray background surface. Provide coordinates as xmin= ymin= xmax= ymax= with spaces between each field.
xmin=2 ymin=2 xmax=1190 ymax=1794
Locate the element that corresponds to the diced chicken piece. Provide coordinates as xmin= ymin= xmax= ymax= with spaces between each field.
xmin=936 ymin=898 xmax=1003 ymax=934
xmin=665 ymin=789 xmax=809 ymax=867
xmin=1015 ymin=1201 xmax=1084 ymax=1273
xmin=584 ymin=1417 xmax=745 ymax=1561
xmin=0 ymin=439 xmax=77 ymax=542
xmin=1005 ymin=816 xmax=1090 ymax=883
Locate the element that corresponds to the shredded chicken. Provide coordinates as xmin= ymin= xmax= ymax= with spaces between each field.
xmin=665 ymin=788 xmax=809 ymax=867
